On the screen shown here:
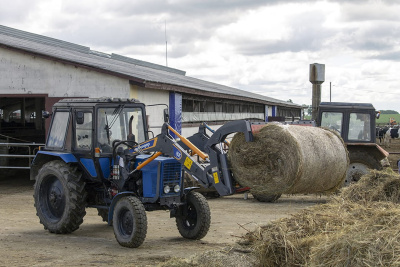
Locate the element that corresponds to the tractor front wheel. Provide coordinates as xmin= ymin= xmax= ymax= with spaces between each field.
xmin=33 ymin=160 xmax=87 ymax=234
xmin=113 ymin=196 xmax=147 ymax=248
xmin=176 ymin=191 xmax=211 ymax=240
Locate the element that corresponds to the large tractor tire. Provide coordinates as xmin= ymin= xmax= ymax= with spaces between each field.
xmin=252 ymin=192 xmax=281 ymax=202
xmin=176 ymin=191 xmax=211 ymax=240
xmin=113 ymin=196 xmax=147 ymax=248
xmin=33 ymin=160 xmax=87 ymax=234
xmin=97 ymin=208 xmax=111 ymax=224
xmin=346 ymin=150 xmax=382 ymax=185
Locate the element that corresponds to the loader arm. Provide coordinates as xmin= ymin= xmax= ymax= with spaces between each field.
xmin=130 ymin=120 xmax=253 ymax=196
xmin=179 ymin=122 xmax=231 ymax=152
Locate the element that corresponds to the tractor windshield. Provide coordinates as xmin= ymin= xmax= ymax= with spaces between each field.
xmin=348 ymin=112 xmax=371 ymax=141
xmin=97 ymin=106 xmax=145 ymax=152
xmin=320 ymin=112 xmax=343 ymax=134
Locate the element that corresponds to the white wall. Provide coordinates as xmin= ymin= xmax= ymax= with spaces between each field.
xmin=130 ymin=85 xmax=169 ymax=136
xmin=0 ymin=47 xmax=130 ymax=98
xmin=182 ymin=124 xmax=221 ymax=138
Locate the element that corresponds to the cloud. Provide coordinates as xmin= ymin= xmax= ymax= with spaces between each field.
xmin=341 ymin=2 xmax=400 ymax=22
xmin=0 ymin=1 xmax=38 ymax=22
xmin=1 ymin=0 xmax=400 ymax=111
xmin=234 ymin=11 xmax=335 ymax=55
xmin=369 ymin=51 xmax=400 ymax=61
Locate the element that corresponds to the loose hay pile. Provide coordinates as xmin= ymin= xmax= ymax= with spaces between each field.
xmin=243 ymin=169 xmax=400 ymax=267
xmin=228 ymin=123 xmax=349 ymax=198
xmin=158 ymin=247 xmax=256 ymax=267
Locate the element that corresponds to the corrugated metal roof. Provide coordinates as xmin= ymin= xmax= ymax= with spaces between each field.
xmin=0 ymin=25 xmax=300 ymax=108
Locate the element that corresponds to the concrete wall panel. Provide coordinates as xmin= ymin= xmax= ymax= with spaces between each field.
xmin=0 ymin=48 xmax=129 ymax=98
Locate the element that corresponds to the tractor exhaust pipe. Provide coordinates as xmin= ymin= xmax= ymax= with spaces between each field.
xmin=309 ymin=63 xmax=325 ymax=122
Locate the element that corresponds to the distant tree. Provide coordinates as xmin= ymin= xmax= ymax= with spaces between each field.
xmin=287 ymin=99 xmax=293 ymax=103
xmin=301 ymin=104 xmax=312 ymax=117
xmin=380 ymin=110 xmax=399 ymax=114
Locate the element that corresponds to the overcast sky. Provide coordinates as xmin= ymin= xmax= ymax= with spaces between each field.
xmin=1 ymin=0 xmax=399 ymax=111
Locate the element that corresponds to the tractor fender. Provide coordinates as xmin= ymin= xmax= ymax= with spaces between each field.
xmin=30 ymin=151 xmax=78 ymax=180
xmin=34 ymin=151 xmax=79 ymax=163
xmin=346 ymin=143 xmax=389 ymax=162
xmin=183 ymin=187 xmax=200 ymax=195
xmin=108 ymin=192 xmax=137 ymax=225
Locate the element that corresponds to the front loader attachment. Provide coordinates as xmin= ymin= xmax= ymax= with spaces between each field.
xmin=202 ymin=120 xmax=253 ymax=195
xmin=128 ymin=120 xmax=253 ymax=196
xmin=178 ymin=120 xmax=254 ymax=195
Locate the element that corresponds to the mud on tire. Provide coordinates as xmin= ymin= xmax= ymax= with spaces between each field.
xmin=33 ymin=160 xmax=87 ymax=234
xmin=176 ymin=191 xmax=211 ymax=240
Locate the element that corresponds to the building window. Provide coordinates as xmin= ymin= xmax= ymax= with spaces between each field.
xmin=181 ymin=94 xmax=266 ymax=123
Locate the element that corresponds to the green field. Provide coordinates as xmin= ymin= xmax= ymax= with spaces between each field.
xmin=376 ymin=114 xmax=400 ymax=126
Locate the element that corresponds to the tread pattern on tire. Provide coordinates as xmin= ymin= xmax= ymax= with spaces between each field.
xmin=113 ymin=196 xmax=147 ymax=248
xmin=97 ymin=208 xmax=109 ymax=223
xmin=176 ymin=191 xmax=211 ymax=240
xmin=33 ymin=160 xmax=87 ymax=234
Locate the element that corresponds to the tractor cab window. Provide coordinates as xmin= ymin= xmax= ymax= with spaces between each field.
xmin=97 ymin=107 xmax=145 ymax=153
xmin=320 ymin=112 xmax=343 ymax=134
xmin=348 ymin=113 xmax=371 ymax=141
xmin=75 ymin=111 xmax=93 ymax=150
xmin=46 ymin=111 xmax=70 ymax=149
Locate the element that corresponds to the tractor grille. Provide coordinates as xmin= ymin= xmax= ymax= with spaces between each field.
xmin=162 ymin=162 xmax=182 ymax=196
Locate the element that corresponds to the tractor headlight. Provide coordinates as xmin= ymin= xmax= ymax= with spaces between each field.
xmin=163 ymin=185 xmax=170 ymax=194
xmin=174 ymin=185 xmax=181 ymax=193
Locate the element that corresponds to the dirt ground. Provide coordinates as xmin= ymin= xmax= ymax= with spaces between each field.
xmin=2 ymin=138 xmax=397 ymax=267
xmin=0 ymin=171 xmax=327 ymax=267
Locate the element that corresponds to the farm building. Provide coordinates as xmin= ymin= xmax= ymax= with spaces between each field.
xmin=0 ymin=24 xmax=301 ymax=147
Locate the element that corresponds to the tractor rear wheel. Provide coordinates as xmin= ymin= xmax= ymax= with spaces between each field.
xmin=33 ymin=160 xmax=87 ymax=233
xmin=176 ymin=191 xmax=211 ymax=240
xmin=252 ymin=192 xmax=281 ymax=202
xmin=97 ymin=208 xmax=111 ymax=224
xmin=346 ymin=150 xmax=382 ymax=185
xmin=113 ymin=196 xmax=147 ymax=248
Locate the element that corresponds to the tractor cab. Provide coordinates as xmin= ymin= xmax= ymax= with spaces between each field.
xmin=317 ymin=102 xmax=388 ymax=184
xmin=317 ymin=102 xmax=377 ymax=143
xmin=32 ymin=98 xmax=148 ymax=182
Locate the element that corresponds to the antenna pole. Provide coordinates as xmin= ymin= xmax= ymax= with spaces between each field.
xmin=165 ymin=20 xmax=168 ymax=67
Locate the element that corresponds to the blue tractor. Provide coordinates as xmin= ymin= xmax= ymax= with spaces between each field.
xmin=31 ymin=98 xmax=253 ymax=247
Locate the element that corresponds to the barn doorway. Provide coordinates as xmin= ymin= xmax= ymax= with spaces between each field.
xmin=0 ymin=96 xmax=46 ymax=143
xmin=0 ymin=96 xmax=46 ymax=178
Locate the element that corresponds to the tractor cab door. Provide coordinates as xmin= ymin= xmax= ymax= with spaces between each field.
xmin=73 ymin=109 xmax=97 ymax=179
xmin=95 ymin=105 xmax=147 ymax=179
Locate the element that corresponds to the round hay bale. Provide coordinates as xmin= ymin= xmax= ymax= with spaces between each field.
xmin=227 ymin=123 xmax=349 ymax=196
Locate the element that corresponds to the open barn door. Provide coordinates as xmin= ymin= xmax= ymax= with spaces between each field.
xmin=0 ymin=95 xmax=46 ymax=171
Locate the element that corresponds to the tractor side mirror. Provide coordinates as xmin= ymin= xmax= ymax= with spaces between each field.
xmin=76 ymin=111 xmax=85 ymax=124
xmin=163 ymin=108 xmax=169 ymax=123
